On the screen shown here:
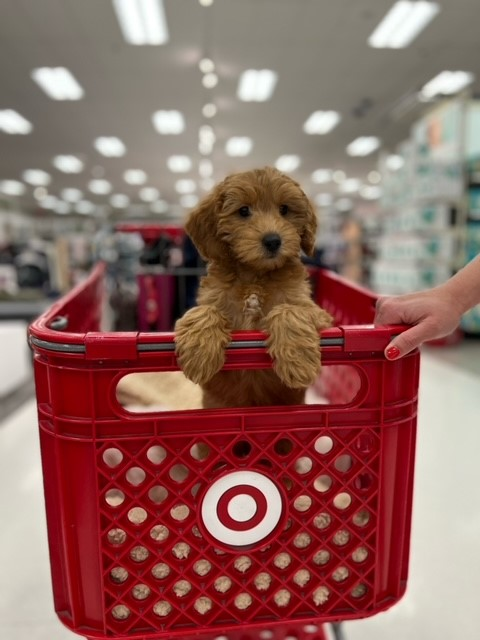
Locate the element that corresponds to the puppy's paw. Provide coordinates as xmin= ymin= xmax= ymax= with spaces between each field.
xmin=313 ymin=306 xmax=334 ymax=331
xmin=265 ymin=304 xmax=324 ymax=389
xmin=271 ymin=343 xmax=321 ymax=389
xmin=174 ymin=306 xmax=230 ymax=385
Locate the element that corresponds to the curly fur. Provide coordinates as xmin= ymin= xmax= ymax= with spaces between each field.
xmin=174 ymin=167 xmax=333 ymax=408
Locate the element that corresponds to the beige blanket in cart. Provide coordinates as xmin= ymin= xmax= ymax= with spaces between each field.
xmin=117 ymin=371 xmax=326 ymax=413
xmin=117 ymin=371 xmax=204 ymax=412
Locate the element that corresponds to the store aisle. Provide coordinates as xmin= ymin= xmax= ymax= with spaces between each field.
xmin=0 ymin=398 xmax=72 ymax=640
xmin=0 ymin=346 xmax=479 ymax=640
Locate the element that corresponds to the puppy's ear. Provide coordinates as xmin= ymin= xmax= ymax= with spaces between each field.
xmin=301 ymin=196 xmax=318 ymax=256
xmin=185 ymin=187 xmax=226 ymax=262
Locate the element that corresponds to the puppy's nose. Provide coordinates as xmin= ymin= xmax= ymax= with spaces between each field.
xmin=262 ymin=233 xmax=282 ymax=254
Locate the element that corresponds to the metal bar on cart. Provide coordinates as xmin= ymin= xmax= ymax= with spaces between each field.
xmin=29 ymin=335 xmax=345 ymax=354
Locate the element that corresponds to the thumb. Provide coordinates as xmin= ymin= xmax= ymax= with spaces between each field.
xmin=384 ymin=323 xmax=429 ymax=359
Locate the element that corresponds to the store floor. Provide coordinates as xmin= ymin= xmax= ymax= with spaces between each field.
xmin=1 ymin=343 xmax=479 ymax=640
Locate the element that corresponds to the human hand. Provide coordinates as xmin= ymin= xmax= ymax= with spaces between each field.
xmin=374 ymin=287 xmax=463 ymax=359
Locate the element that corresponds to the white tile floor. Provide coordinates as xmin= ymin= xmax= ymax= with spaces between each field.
xmin=1 ymin=344 xmax=479 ymax=640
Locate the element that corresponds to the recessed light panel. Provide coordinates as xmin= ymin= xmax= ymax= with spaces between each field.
xmin=225 ymin=137 xmax=253 ymax=157
xmin=0 ymin=110 xmax=33 ymax=134
xmin=94 ymin=137 xmax=126 ymax=157
xmin=124 ymin=169 xmax=147 ymax=184
xmin=237 ymin=69 xmax=278 ymax=102
xmin=303 ymin=111 xmax=341 ymax=135
xmin=368 ymin=1 xmax=440 ymax=49
xmin=152 ymin=110 xmax=185 ymax=134
xmin=346 ymin=137 xmax=381 ymax=157
xmin=22 ymin=170 xmax=51 ymax=186
xmin=31 ymin=67 xmax=84 ymax=100
xmin=275 ymin=155 xmax=300 ymax=172
xmin=53 ymin=155 xmax=84 ymax=173
xmin=167 ymin=156 xmax=192 ymax=172
xmin=112 ymin=0 xmax=169 ymax=45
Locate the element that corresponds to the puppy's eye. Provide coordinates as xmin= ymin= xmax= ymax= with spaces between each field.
xmin=238 ymin=206 xmax=251 ymax=218
xmin=279 ymin=204 xmax=289 ymax=216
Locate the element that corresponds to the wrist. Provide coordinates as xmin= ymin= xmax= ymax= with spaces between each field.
xmin=439 ymin=278 xmax=474 ymax=317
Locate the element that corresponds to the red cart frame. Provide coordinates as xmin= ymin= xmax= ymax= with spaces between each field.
xmin=29 ymin=263 xmax=419 ymax=640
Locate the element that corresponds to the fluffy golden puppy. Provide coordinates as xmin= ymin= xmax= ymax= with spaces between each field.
xmin=174 ymin=167 xmax=332 ymax=409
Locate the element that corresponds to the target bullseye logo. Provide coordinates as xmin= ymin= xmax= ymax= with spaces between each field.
xmin=200 ymin=471 xmax=284 ymax=547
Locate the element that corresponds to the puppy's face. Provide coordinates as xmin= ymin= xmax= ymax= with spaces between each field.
xmin=186 ymin=167 xmax=317 ymax=271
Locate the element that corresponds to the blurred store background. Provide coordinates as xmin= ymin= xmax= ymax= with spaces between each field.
xmin=1 ymin=3 xmax=480 ymax=638
xmin=2 ymin=2 xmax=480 ymax=352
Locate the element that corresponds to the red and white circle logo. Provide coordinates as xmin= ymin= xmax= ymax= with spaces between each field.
xmin=200 ymin=471 xmax=284 ymax=547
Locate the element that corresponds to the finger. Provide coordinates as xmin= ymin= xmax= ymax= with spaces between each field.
xmin=374 ymin=299 xmax=402 ymax=326
xmin=384 ymin=323 xmax=431 ymax=359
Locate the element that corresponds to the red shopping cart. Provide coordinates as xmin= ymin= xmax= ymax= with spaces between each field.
xmin=28 ymin=263 xmax=419 ymax=640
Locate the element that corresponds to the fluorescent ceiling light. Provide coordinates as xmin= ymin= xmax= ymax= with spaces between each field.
xmin=303 ymin=111 xmax=341 ymax=135
xmin=61 ymin=188 xmax=83 ymax=203
xmin=31 ymin=67 xmax=84 ymax=100
xmin=199 ymin=159 xmax=213 ymax=178
xmin=167 ymin=155 xmax=192 ymax=172
xmin=225 ymin=136 xmax=253 ymax=157
xmin=22 ymin=170 xmax=51 ymax=186
xmin=152 ymin=110 xmax=185 ymax=134
xmin=202 ymin=103 xmax=217 ymax=118
xmin=110 ymin=194 xmax=130 ymax=208
xmin=385 ymin=154 xmax=405 ymax=171
xmin=346 ymin=136 xmax=381 ymax=157
xmin=368 ymin=1 xmax=440 ymax=49
xmin=333 ymin=170 xmax=346 ymax=183
xmin=340 ymin=178 xmax=361 ymax=194
xmin=199 ymin=0 xmax=214 ymax=6
xmin=124 ymin=169 xmax=147 ymax=184
xmin=139 ymin=187 xmax=160 ymax=202
xmin=275 ymin=155 xmax=300 ymax=172
xmin=175 ymin=179 xmax=196 ymax=194
xmin=202 ymin=73 xmax=218 ymax=89
xmin=88 ymin=179 xmax=112 ymax=195
xmin=312 ymin=169 xmax=333 ymax=184
xmin=199 ymin=58 xmax=215 ymax=74
xmin=199 ymin=125 xmax=215 ymax=143
xmin=94 ymin=137 xmax=126 ymax=157
xmin=53 ymin=155 xmax=84 ymax=173
xmin=0 ymin=109 xmax=33 ymax=134
xmin=420 ymin=70 xmax=475 ymax=99
xmin=0 ymin=180 xmax=25 ymax=196
xmin=112 ymin=0 xmax=169 ymax=45
xmin=237 ymin=69 xmax=278 ymax=102
xmin=199 ymin=124 xmax=215 ymax=155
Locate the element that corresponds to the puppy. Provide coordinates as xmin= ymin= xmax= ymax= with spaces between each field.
xmin=174 ymin=167 xmax=332 ymax=409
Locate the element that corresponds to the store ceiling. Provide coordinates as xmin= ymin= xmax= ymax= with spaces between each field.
xmin=1 ymin=0 xmax=480 ymax=220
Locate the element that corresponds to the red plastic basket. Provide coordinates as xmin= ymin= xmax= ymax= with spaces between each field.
xmin=29 ymin=264 xmax=419 ymax=640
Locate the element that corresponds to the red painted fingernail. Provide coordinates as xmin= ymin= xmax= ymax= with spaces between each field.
xmin=386 ymin=346 xmax=400 ymax=360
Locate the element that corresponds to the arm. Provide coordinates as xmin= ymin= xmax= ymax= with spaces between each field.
xmin=375 ymin=254 xmax=480 ymax=359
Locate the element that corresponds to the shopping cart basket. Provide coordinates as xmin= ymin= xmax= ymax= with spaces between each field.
xmin=28 ymin=263 xmax=419 ymax=640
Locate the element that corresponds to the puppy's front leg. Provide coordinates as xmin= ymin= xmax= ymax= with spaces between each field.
xmin=175 ymin=305 xmax=231 ymax=385
xmin=264 ymin=304 xmax=333 ymax=389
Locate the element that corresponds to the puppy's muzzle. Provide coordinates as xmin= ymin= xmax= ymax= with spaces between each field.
xmin=262 ymin=233 xmax=282 ymax=255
